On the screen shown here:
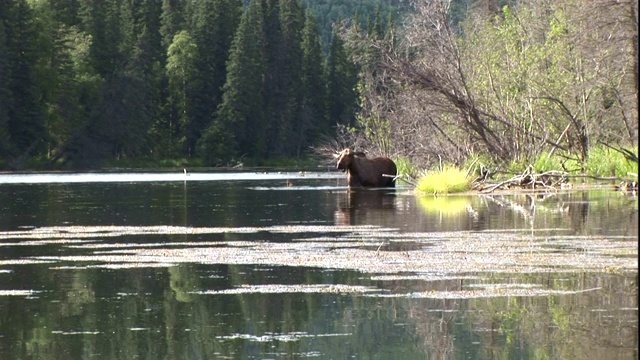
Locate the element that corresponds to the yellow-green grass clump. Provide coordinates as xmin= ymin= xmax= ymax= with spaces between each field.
xmin=416 ymin=166 xmax=472 ymax=195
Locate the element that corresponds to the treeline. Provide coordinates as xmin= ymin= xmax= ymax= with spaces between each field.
xmin=301 ymin=0 xmax=408 ymax=51
xmin=0 ymin=0 xmax=396 ymax=169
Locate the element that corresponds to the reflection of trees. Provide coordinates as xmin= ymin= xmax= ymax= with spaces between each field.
xmin=381 ymin=273 xmax=638 ymax=359
xmin=2 ymin=267 xmax=637 ymax=359
xmin=478 ymin=191 xmax=638 ymax=236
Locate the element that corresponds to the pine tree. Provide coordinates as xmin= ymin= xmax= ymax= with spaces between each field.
xmin=300 ymin=10 xmax=329 ymax=151
xmin=325 ymin=29 xmax=358 ymax=129
xmin=274 ymin=0 xmax=305 ymax=157
xmin=160 ymin=0 xmax=185 ymax=50
xmin=119 ymin=0 xmax=164 ymax=159
xmin=3 ymin=0 xmax=47 ymax=166
xmin=154 ymin=0 xmax=187 ymax=158
xmin=182 ymin=0 xmax=242 ymax=158
xmin=198 ymin=0 xmax=266 ymax=164
xmin=0 ymin=17 xmax=12 ymax=160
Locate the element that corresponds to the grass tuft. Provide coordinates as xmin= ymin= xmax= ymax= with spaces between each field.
xmin=416 ymin=166 xmax=472 ymax=195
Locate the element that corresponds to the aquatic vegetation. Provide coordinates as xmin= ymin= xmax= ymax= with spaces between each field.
xmin=2 ymin=224 xmax=635 ymax=299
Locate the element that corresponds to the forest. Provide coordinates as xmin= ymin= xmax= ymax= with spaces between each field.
xmin=1 ymin=0 xmax=398 ymax=169
xmin=0 ymin=0 xmax=637 ymax=171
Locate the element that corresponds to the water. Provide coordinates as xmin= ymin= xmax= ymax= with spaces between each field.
xmin=0 ymin=171 xmax=636 ymax=359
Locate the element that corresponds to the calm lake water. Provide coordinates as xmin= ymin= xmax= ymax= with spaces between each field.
xmin=0 ymin=170 xmax=637 ymax=359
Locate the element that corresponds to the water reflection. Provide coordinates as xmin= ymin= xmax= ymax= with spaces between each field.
xmin=334 ymin=189 xmax=397 ymax=225
xmin=409 ymin=191 xmax=638 ymax=236
xmin=0 ymin=174 xmax=636 ymax=359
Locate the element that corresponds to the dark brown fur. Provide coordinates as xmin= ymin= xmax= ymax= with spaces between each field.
xmin=336 ymin=148 xmax=397 ymax=187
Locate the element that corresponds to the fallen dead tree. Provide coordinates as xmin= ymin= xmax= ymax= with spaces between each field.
xmin=475 ymin=165 xmax=638 ymax=193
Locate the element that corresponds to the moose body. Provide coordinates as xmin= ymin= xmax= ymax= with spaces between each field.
xmin=336 ymin=148 xmax=397 ymax=187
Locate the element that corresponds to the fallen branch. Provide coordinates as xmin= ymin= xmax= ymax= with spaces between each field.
xmin=477 ymin=166 xmax=638 ymax=193
xmin=477 ymin=166 xmax=567 ymax=193
xmin=389 ymin=173 xmax=419 ymax=187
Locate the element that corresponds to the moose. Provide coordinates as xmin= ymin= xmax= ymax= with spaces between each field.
xmin=336 ymin=148 xmax=398 ymax=187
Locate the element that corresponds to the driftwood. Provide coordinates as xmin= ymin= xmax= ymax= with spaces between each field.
xmin=475 ymin=165 xmax=638 ymax=193
xmin=477 ymin=166 xmax=568 ymax=193
xmin=385 ymin=173 xmax=418 ymax=187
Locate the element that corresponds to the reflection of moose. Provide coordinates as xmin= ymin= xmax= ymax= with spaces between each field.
xmin=336 ymin=148 xmax=397 ymax=187
xmin=334 ymin=189 xmax=396 ymax=226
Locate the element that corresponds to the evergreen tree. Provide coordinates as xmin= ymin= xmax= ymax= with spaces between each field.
xmin=300 ymin=10 xmax=329 ymax=150
xmin=274 ymin=0 xmax=305 ymax=157
xmin=29 ymin=1 xmax=81 ymax=161
xmin=0 ymin=16 xmax=11 ymax=160
xmin=371 ymin=6 xmax=384 ymax=38
xmin=3 ymin=0 xmax=47 ymax=166
xmin=79 ymin=0 xmax=123 ymax=78
xmin=182 ymin=0 xmax=242 ymax=157
xmin=154 ymin=0 xmax=186 ymax=158
xmin=119 ymin=0 xmax=164 ymax=159
xmin=160 ymin=0 xmax=185 ymax=50
xmin=325 ymin=29 xmax=358 ymax=129
xmin=0 ymin=0 xmax=382 ymax=168
xmin=260 ymin=0 xmax=285 ymax=158
xmin=199 ymin=0 xmax=266 ymax=164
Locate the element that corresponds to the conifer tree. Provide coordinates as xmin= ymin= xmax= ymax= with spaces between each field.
xmin=155 ymin=0 xmax=187 ymax=158
xmin=274 ymin=0 xmax=305 ymax=157
xmin=3 ymin=0 xmax=47 ymax=165
xmin=325 ymin=29 xmax=358 ymax=129
xmin=182 ymin=0 xmax=242 ymax=157
xmin=120 ymin=0 xmax=164 ymax=158
xmin=198 ymin=0 xmax=266 ymax=164
xmin=160 ymin=0 xmax=185 ymax=50
xmin=300 ymin=10 xmax=329 ymax=150
xmin=0 ymin=16 xmax=12 ymax=159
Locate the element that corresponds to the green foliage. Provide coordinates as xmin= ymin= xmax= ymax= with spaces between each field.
xmin=457 ymin=2 xmax=634 ymax=166
xmin=532 ymin=153 xmax=564 ymax=173
xmin=356 ymin=82 xmax=392 ymax=155
xmin=2 ymin=0 xmax=48 ymax=163
xmin=416 ymin=166 xmax=471 ymax=195
xmin=583 ymin=146 xmax=638 ymax=178
xmin=394 ymin=157 xmax=422 ymax=179
xmin=5 ymin=0 xmax=634 ymax=173
xmin=504 ymin=145 xmax=638 ymax=179
xmin=462 ymin=154 xmax=493 ymax=177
